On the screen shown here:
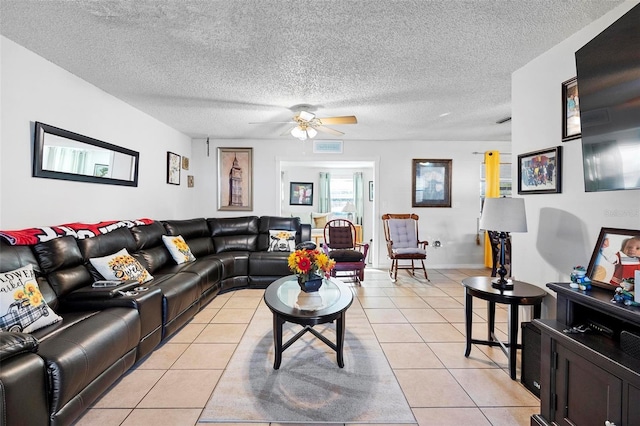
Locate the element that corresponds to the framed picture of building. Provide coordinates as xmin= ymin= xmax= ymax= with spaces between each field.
xmin=217 ymin=147 xmax=253 ymax=211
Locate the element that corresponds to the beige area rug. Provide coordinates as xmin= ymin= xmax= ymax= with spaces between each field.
xmin=199 ymin=313 xmax=416 ymax=424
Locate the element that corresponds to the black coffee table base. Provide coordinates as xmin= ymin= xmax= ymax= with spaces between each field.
xmin=272 ymin=312 xmax=346 ymax=369
xmin=264 ymin=275 xmax=353 ymax=370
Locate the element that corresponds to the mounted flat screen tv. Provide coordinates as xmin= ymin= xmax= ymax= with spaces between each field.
xmin=575 ymin=4 xmax=640 ymax=192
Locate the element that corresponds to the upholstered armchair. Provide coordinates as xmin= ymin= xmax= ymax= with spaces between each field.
xmin=322 ymin=219 xmax=369 ymax=283
xmin=382 ymin=213 xmax=429 ymax=282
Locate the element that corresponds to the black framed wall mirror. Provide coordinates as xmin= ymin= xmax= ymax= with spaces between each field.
xmin=33 ymin=122 xmax=139 ymax=187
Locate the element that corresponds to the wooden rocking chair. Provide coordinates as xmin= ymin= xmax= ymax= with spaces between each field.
xmin=382 ymin=213 xmax=429 ymax=282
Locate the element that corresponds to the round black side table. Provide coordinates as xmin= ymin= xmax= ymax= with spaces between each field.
xmin=462 ymin=276 xmax=547 ymax=380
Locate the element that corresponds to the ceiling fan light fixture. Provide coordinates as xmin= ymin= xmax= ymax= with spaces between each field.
xmin=298 ymin=111 xmax=315 ymax=121
xmin=291 ymin=126 xmax=307 ymax=140
xmin=306 ymin=127 xmax=318 ymax=138
xmin=253 ymin=110 xmax=356 ymax=139
xmin=291 ymin=124 xmax=318 ymax=141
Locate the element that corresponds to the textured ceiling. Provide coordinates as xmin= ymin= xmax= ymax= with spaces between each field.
xmin=0 ymin=0 xmax=625 ymax=142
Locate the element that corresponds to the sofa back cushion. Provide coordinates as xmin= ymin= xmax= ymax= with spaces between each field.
xmin=130 ymin=221 xmax=165 ymax=250
xmin=77 ymin=227 xmax=138 ymax=280
xmin=163 ymin=218 xmax=208 ymax=238
xmin=33 ymin=236 xmax=93 ymax=298
xmin=207 ymin=217 xmax=259 ymax=253
xmin=0 ymin=241 xmax=41 ymax=275
xmin=163 ymin=218 xmax=214 ymax=257
xmin=77 ymin=227 xmax=137 ymax=259
xmin=128 ymin=221 xmax=172 ymax=272
xmin=257 ymin=216 xmax=302 ymax=251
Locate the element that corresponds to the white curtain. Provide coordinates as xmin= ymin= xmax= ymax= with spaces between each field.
xmin=44 ymin=146 xmax=88 ymax=175
xmin=319 ymin=172 xmax=331 ymax=213
xmin=353 ymin=172 xmax=364 ymax=225
xmin=281 ymin=171 xmax=286 ymax=213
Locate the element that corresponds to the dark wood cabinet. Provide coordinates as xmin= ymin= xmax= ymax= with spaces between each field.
xmin=555 ymin=341 xmax=622 ymax=425
xmin=532 ymin=283 xmax=640 ymax=426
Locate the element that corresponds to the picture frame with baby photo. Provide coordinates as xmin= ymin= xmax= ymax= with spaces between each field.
xmin=586 ymin=227 xmax=640 ymax=290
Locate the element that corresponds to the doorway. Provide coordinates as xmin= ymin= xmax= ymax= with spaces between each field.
xmin=277 ymin=158 xmax=378 ymax=267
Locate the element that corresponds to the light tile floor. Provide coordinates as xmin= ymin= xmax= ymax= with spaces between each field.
xmin=75 ymin=268 xmax=540 ymax=426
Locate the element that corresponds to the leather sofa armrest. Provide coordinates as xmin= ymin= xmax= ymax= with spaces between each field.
xmin=64 ymin=280 xmax=139 ymax=301
xmin=300 ymin=224 xmax=311 ymax=242
xmin=0 ymin=331 xmax=39 ymax=362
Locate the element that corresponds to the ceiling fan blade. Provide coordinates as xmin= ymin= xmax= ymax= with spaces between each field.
xmin=318 ymin=116 xmax=357 ymax=125
xmin=281 ymin=126 xmax=297 ymax=136
xmin=315 ymin=125 xmax=344 ymax=136
xmin=249 ymin=121 xmax=294 ymax=124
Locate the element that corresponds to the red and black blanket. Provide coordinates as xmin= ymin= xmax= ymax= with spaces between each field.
xmin=0 ymin=218 xmax=154 ymax=246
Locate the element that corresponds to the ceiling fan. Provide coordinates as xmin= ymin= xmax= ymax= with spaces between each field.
xmin=251 ymin=110 xmax=358 ymax=140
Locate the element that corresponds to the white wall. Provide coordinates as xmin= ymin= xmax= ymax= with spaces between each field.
xmin=511 ymin=0 xmax=640 ymax=317
xmin=1 ymin=34 xmax=511 ymax=271
xmin=0 ymin=37 xmax=195 ymax=228
xmin=192 ymin=138 xmax=510 ymax=268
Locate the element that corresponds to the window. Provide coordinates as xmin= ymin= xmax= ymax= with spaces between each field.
xmin=330 ymin=175 xmax=353 ymax=215
xmin=480 ymin=162 xmax=512 ymax=199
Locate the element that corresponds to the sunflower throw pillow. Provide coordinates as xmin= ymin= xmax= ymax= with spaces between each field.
xmin=267 ymin=230 xmax=297 ymax=252
xmin=90 ymin=248 xmax=153 ymax=284
xmin=162 ymin=235 xmax=196 ymax=264
xmin=0 ymin=264 xmax=62 ymax=333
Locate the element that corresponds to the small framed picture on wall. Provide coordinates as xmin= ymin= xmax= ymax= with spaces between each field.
xmin=167 ymin=151 xmax=181 ymax=185
xmin=517 ymin=146 xmax=562 ymax=194
xmin=290 ymin=182 xmax=313 ymax=206
xmin=562 ymin=77 xmax=581 ymax=142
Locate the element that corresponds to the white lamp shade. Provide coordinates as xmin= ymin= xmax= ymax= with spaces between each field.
xmin=479 ymin=197 xmax=527 ymax=233
xmin=291 ymin=126 xmax=307 ymax=140
xmin=342 ymin=201 xmax=357 ymax=212
xmin=306 ymin=127 xmax=318 ymax=138
xmin=298 ymin=111 xmax=315 ymax=121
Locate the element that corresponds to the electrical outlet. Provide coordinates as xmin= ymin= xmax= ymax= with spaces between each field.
xmin=433 ymin=240 xmax=441 ymax=247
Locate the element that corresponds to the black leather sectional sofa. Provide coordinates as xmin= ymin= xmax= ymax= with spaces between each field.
xmin=0 ymin=216 xmax=310 ymax=426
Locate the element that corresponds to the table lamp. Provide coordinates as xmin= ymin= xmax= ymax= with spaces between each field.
xmin=342 ymin=201 xmax=357 ymax=221
xmin=479 ymin=197 xmax=527 ymax=290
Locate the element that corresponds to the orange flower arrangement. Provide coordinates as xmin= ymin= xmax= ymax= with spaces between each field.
xmin=287 ymin=248 xmax=335 ymax=282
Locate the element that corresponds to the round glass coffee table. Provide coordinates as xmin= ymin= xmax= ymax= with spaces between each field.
xmin=263 ymin=275 xmax=354 ymax=369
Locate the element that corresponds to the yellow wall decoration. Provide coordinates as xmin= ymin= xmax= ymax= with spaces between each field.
xmin=484 ymin=151 xmax=501 ymax=268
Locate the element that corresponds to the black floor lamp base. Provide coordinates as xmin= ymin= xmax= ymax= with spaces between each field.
xmin=493 ymin=236 xmax=513 ymax=291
